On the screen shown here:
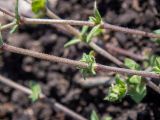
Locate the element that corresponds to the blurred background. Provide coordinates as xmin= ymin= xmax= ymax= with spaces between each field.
xmin=0 ymin=0 xmax=160 ymax=120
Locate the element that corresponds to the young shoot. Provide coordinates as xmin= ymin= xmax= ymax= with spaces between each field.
xmin=104 ymin=75 xmax=127 ymax=102
xmin=105 ymin=58 xmax=147 ymax=103
xmin=31 ymin=0 xmax=47 ymax=17
xmin=79 ymin=51 xmax=96 ymax=79
xmin=89 ymin=1 xmax=103 ymax=25
xmin=152 ymin=29 xmax=160 ymax=44
xmin=124 ymin=58 xmax=146 ymax=103
xmin=10 ymin=0 xmax=20 ymax=34
xmin=90 ymin=111 xmax=99 ymax=120
xmin=29 ymin=81 xmax=42 ymax=102
xmin=64 ymin=2 xmax=103 ymax=47
xmin=152 ymin=57 xmax=160 ymax=74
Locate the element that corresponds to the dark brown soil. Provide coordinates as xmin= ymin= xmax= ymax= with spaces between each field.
xmin=0 ymin=0 xmax=160 ymax=120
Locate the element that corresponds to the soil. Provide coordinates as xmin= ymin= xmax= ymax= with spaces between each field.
xmin=0 ymin=0 xmax=160 ymax=120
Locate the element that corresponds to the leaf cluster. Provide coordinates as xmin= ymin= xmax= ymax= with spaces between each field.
xmin=125 ymin=58 xmax=146 ymax=103
xmin=152 ymin=29 xmax=160 ymax=44
xmin=152 ymin=57 xmax=160 ymax=74
xmin=79 ymin=51 xmax=96 ymax=79
xmin=31 ymin=0 xmax=47 ymax=17
xmin=105 ymin=58 xmax=147 ymax=103
xmin=64 ymin=2 xmax=103 ymax=47
xmin=104 ymin=75 xmax=127 ymax=102
xmin=89 ymin=1 xmax=102 ymax=25
xmin=29 ymin=81 xmax=42 ymax=102
xmin=90 ymin=111 xmax=112 ymax=120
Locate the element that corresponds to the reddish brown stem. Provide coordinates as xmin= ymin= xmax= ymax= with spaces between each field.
xmin=0 ymin=7 xmax=160 ymax=39
xmin=106 ymin=44 xmax=146 ymax=61
xmin=0 ymin=7 xmax=123 ymax=66
xmin=2 ymin=43 xmax=160 ymax=79
xmin=102 ymin=23 xmax=160 ymax=38
xmin=0 ymin=75 xmax=87 ymax=120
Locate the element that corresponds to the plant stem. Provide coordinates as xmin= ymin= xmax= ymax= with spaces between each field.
xmin=1 ymin=22 xmax=16 ymax=31
xmin=0 ymin=7 xmax=160 ymax=39
xmin=23 ymin=18 xmax=95 ymax=26
xmin=45 ymin=8 xmax=123 ymax=66
xmin=0 ymin=6 xmax=123 ymax=66
xmin=106 ymin=44 xmax=146 ymax=61
xmin=0 ymin=7 xmax=15 ymax=18
xmin=146 ymin=78 xmax=160 ymax=94
xmin=3 ymin=43 xmax=87 ymax=68
xmin=2 ymin=43 xmax=160 ymax=79
xmin=102 ymin=23 xmax=160 ymax=38
xmin=96 ymin=64 xmax=160 ymax=79
xmin=89 ymin=42 xmax=123 ymax=66
xmin=24 ymin=18 xmax=160 ymax=38
xmin=46 ymin=8 xmax=81 ymax=37
xmin=0 ymin=74 xmax=87 ymax=120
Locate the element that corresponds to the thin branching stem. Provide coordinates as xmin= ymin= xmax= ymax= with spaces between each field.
xmin=1 ymin=22 xmax=16 ymax=31
xmin=106 ymin=44 xmax=147 ymax=61
xmin=102 ymin=23 xmax=160 ymax=38
xmin=2 ymin=43 xmax=160 ymax=79
xmin=3 ymin=43 xmax=87 ymax=68
xmin=0 ymin=7 xmax=160 ymax=39
xmin=96 ymin=64 xmax=160 ymax=79
xmin=46 ymin=8 xmax=80 ymax=37
xmin=0 ymin=7 xmax=15 ymax=18
xmin=146 ymin=78 xmax=160 ymax=94
xmin=0 ymin=7 xmax=123 ymax=66
xmin=23 ymin=18 xmax=95 ymax=26
xmin=23 ymin=18 xmax=160 ymax=38
xmin=43 ymin=8 xmax=124 ymax=66
xmin=0 ymin=74 xmax=87 ymax=120
xmin=89 ymin=42 xmax=123 ymax=66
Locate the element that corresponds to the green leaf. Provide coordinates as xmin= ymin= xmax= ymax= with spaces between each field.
xmin=152 ymin=29 xmax=160 ymax=44
xmin=128 ymin=83 xmax=146 ymax=103
xmin=94 ymin=1 xmax=102 ymax=24
xmin=155 ymin=57 xmax=160 ymax=68
xmin=79 ymin=51 xmax=96 ymax=79
xmin=29 ymin=82 xmax=41 ymax=102
xmin=0 ymin=25 xmax=4 ymax=47
xmin=104 ymin=116 xmax=112 ymax=120
xmin=32 ymin=0 xmax=46 ymax=17
xmin=89 ymin=16 xmax=97 ymax=23
xmin=81 ymin=26 xmax=89 ymax=35
xmin=86 ymin=25 xmax=102 ymax=43
xmin=90 ymin=111 xmax=99 ymax=120
xmin=128 ymin=75 xmax=141 ymax=84
xmin=15 ymin=0 xmax=20 ymax=23
xmin=152 ymin=57 xmax=160 ymax=74
xmin=105 ymin=75 xmax=127 ymax=102
xmin=10 ymin=24 xmax=18 ymax=34
xmin=124 ymin=58 xmax=140 ymax=70
xmin=149 ymin=55 xmax=157 ymax=66
xmin=64 ymin=39 xmax=81 ymax=48
xmin=153 ymin=66 xmax=160 ymax=73
xmin=154 ymin=29 xmax=160 ymax=34
xmin=89 ymin=1 xmax=102 ymax=24
xmin=10 ymin=0 xmax=20 ymax=34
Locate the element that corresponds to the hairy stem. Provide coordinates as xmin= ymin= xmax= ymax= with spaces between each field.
xmin=1 ymin=22 xmax=16 ymax=31
xmin=106 ymin=44 xmax=146 ymax=61
xmin=45 ymin=8 xmax=123 ymax=66
xmin=0 ymin=74 xmax=87 ymax=120
xmin=0 ymin=7 xmax=160 ymax=39
xmin=2 ymin=43 xmax=160 ymax=79
xmin=0 ymin=7 xmax=123 ymax=66
xmin=89 ymin=42 xmax=123 ymax=66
